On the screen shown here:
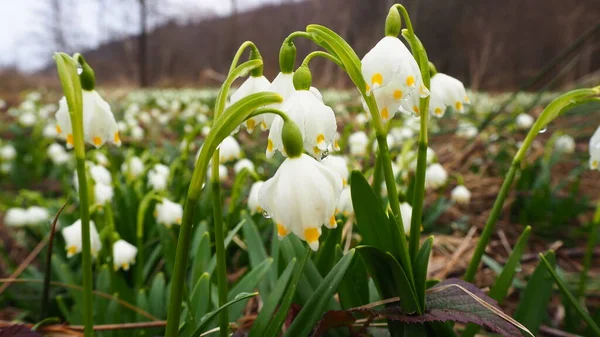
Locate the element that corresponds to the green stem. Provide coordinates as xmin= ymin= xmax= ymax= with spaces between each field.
xmin=301 ymin=51 xmax=343 ymax=69
xmin=136 ymin=192 xmax=161 ymax=288
xmin=211 ymin=169 xmax=229 ymax=337
xmin=578 ymin=200 xmax=600 ymax=298
xmin=372 ymin=154 xmax=383 ymax=198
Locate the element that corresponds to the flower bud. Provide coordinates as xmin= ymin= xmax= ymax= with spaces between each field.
xmin=293 ymin=65 xmax=312 ymax=91
xmin=281 ymin=119 xmax=303 ymax=158
xmin=385 ymin=7 xmax=401 ymax=37
xmin=249 ymin=47 xmax=264 ymax=77
xmin=76 ymin=54 xmax=96 ymax=91
xmin=279 ymin=41 xmax=296 ymax=74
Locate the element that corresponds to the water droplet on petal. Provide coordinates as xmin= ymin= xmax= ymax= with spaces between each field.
xmin=321 ymin=149 xmax=329 ymax=160
xmin=539 ymin=127 xmax=547 ymax=134
xmin=76 ymin=64 xmax=83 ymax=74
xmin=262 ymin=210 xmax=271 ymax=219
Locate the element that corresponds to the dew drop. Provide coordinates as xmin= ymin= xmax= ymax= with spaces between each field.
xmin=262 ymin=210 xmax=271 ymax=219
xmin=539 ymin=127 xmax=547 ymax=134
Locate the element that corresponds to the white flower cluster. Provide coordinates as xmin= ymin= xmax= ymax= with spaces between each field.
xmin=4 ymin=206 xmax=50 ymax=227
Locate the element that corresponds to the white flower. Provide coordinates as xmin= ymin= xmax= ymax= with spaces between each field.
xmin=372 ymin=134 xmax=395 ymax=152
xmin=4 ymin=208 xmax=28 ymax=227
xmin=321 ymin=155 xmax=349 ymax=186
xmin=348 ymin=131 xmax=369 ymax=156
xmin=219 ymin=136 xmax=242 ymax=163
xmin=355 ymin=113 xmax=368 ymax=126
xmin=121 ymin=156 xmax=144 ymax=179
xmin=55 ymin=90 xmax=121 ymax=148
xmin=516 ymin=113 xmax=534 ymax=130
xmin=267 ymin=90 xmax=337 ymax=160
xmin=309 ymin=87 xmax=323 ymax=101
xmin=155 ymin=198 xmax=183 ymax=228
xmin=233 ymin=158 xmax=255 ymax=174
xmin=62 ymin=219 xmax=102 ymax=258
xmin=451 ymin=185 xmax=471 ymax=205
xmin=425 ymin=163 xmax=448 ymax=189
xmin=230 ymin=75 xmax=271 ymax=133
xmin=43 ymin=124 xmax=59 ymax=138
xmin=390 ymin=126 xmax=414 ymax=143
xmin=112 ymin=239 xmax=138 ymax=271
xmin=89 ymin=164 xmax=112 ymax=186
xmin=207 ymin=164 xmax=228 ymax=182
xmin=429 ymin=73 xmax=469 ymax=117
xmin=95 ymin=152 xmax=109 ymax=166
xmin=263 ymin=72 xmax=296 ymax=129
xmin=426 ymin=147 xmax=436 ymax=164
xmin=148 ymin=164 xmax=169 ymax=191
xmin=19 ymin=112 xmax=37 ymax=127
xmin=26 ymin=206 xmax=50 ymax=225
xmin=336 ymin=187 xmax=354 ymax=216
xmin=400 ymin=202 xmax=412 ymax=234
xmin=131 ymin=125 xmax=145 ymax=141
xmin=0 ymin=162 xmax=11 ymax=174
xmin=0 ymin=145 xmax=16 ymax=161
xmin=94 ymin=183 xmax=114 ymax=205
xmin=361 ymin=36 xmax=429 ymax=121
xmin=201 ymin=126 xmax=211 ymax=137
xmin=555 ymin=135 xmax=575 ymax=154
xmin=258 ymin=154 xmax=343 ymax=251
xmin=590 ymin=126 xmax=600 ymax=170
xmin=247 ymin=181 xmax=264 ymax=214
xmin=456 ymin=123 xmax=478 ymax=139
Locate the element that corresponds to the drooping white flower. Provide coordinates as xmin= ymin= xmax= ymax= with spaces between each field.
xmin=555 ymin=134 xmax=575 ymax=154
xmin=89 ymin=164 xmax=112 ymax=186
xmin=451 ymin=185 xmax=471 ymax=205
xmin=233 ymin=158 xmax=255 ymax=174
xmin=516 ymin=113 xmax=534 ymax=130
xmin=154 ymin=198 xmax=183 ymax=228
xmin=43 ymin=124 xmax=59 ymax=138
xmin=201 ymin=126 xmax=211 ymax=137
xmin=336 ymin=187 xmax=354 ymax=216
xmin=4 ymin=208 xmax=28 ymax=227
xmin=207 ymin=164 xmax=228 ymax=182
xmin=361 ymin=36 xmax=429 ymax=121
xmin=263 ymin=72 xmax=296 ymax=129
xmin=148 ymin=164 xmax=169 ymax=191
xmin=400 ymin=202 xmax=412 ymax=234
xmin=348 ymin=131 xmax=369 ymax=156
xmin=247 ymin=181 xmax=264 ymax=214
xmin=55 ymin=90 xmax=121 ymax=148
xmin=428 ymin=73 xmax=470 ymax=118
xmin=258 ymin=154 xmax=343 ymax=251
xmin=425 ymin=163 xmax=448 ymax=189
xmin=26 ymin=206 xmax=50 ymax=225
xmin=121 ymin=156 xmax=144 ymax=179
xmin=95 ymin=152 xmax=109 ymax=166
xmin=62 ymin=219 xmax=102 ymax=258
xmin=131 ymin=125 xmax=145 ymax=141
xmin=589 ymin=126 xmax=600 ymax=170
xmin=390 ymin=126 xmax=414 ymax=143
xmin=94 ymin=183 xmax=114 ymax=205
xmin=0 ymin=145 xmax=16 ymax=161
xmin=267 ymin=90 xmax=337 ymax=161
xmin=112 ymin=239 xmax=138 ymax=271
xmin=456 ymin=122 xmax=478 ymax=139
xmin=230 ymin=75 xmax=271 ymax=133
xmin=19 ymin=112 xmax=37 ymax=127
xmin=219 ymin=136 xmax=242 ymax=163
xmin=321 ymin=155 xmax=349 ymax=186
xmin=355 ymin=113 xmax=368 ymax=126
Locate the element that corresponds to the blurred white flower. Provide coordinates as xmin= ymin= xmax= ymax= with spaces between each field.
xmin=451 ymin=185 xmax=471 ymax=205
xmin=219 ymin=136 xmax=242 ymax=163
xmin=62 ymin=219 xmax=102 ymax=258
xmin=258 ymin=154 xmax=343 ymax=251
xmin=47 ymin=143 xmax=70 ymax=165
xmin=247 ymin=181 xmax=264 ymax=214
xmin=201 ymin=126 xmax=211 ymax=137
xmin=19 ymin=112 xmax=37 ymax=127
xmin=95 ymin=152 xmax=109 ymax=166
xmin=4 ymin=208 xmax=28 ymax=227
xmin=233 ymin=158 xmax=255 ymax=174
xmin=400 ymin=202 xmax=412 ymax=234
xmin=321 ymin=155 xmax=349 ymax=186
xmin=230 ymin=75 xmax=271 ymax=133
xmin=89 ymin=164 xmax=112 ymax=186
xmin=516 ymin=113 xmax=534 ymax=130
xmin=112 ymin=239 xmax=138 ymax=271
xmin=555 ymin=134 xmax=575 ymax=154
xmin=0 ymin=162 xmax=11 ymax=174
xmin=43 ymin=124 xmax=59 ymax=138
xmin=155 ymin=198 xmax=183 ymax=228
xmin=121 ymin=156 xmax=144 ymax=179
xmin=148 ymin=164 xmax=169 ymax=191
xmin=131 ymin=125 xmax=145 ymax=141
xmin=336 ymin=186 xmax=354 ymax=216
xmin=429 ymin=73 xmax=469 ymax=117
xmin=372 ymin=134 xmax=395 ymax=152
xmin=55 ymin=90 xmax=121 ymax=148
xmin=26 ymin=206 xmax=50 ymax=225
xmin=590 ymin=126 xmax=600 ymax=170
xmin=390 ymin=126 xmax=414 ymax=143
xmin=94 ymin=183 xmax=114 ymax=206
xmin=456 ymin=123 xmax=478 ymax=139
xmin=348 ymin=131 xmax=369 ymax=156
xmin=355 ymin=113 xmax=368 ymax=126
xmin=207 ymin=164 xmax=228 ymax=182
xmin=425 ymin=163 xmax=448 ymax=189
xmin=0 ymin=145 xmax=16 ymax=161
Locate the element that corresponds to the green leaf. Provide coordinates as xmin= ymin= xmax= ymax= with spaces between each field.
xmin=283 ymin=249 xmax=356 ymax=337
xmin=540 ymin=253 xmax=600 ymax=336
xmin=227 ymin=258 xmax=273 ymax=319
xmin=414 ymin=236 xmax=433 ymax=310
xmin=314 ymin=225 xmax=343 ymax=277
xmin=514 ymin=251 xmax=556 ymax=335
xmin=206 ymin=219 xmax=245 ymax=275
xmin=191 ymin=231 xmax=210 ymax=285
xmin=189 ymin=292 xmax=258 ymax=337
xmin=190 ymin=273 xmax=211 ymax=323
xmin=149 ymin=272 xmax=166 ymax=319
xmin=94 ymin=265 xmax=111 ymax=325
xmin=279 ymin=238 xmax=314 ymax=304
xmin=249 ymin=259 xmax=296 ymax=337
xmin=242 ymin=212 xmax=273 ymax=293
xmin=336 ymin=245 xmax=369 ymax=309
xmin=532 ymin=87 xmax=600 ymax=134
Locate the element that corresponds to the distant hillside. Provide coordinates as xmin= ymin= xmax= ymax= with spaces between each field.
xmin=76 ymin=0 xmax=600 ymax=90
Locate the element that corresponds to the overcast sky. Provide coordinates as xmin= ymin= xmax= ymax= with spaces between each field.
xmin=0 ymin=0 xmax=285 ymax=72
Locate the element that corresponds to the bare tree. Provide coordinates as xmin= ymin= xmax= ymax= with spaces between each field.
xmin=139 ymin=0 xmax=148 ymax=87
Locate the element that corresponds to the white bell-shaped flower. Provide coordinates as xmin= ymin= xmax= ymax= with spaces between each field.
xmin=154 ymin=198 xmax=183 ymax=228
xmin=589 ymin=126 xmax=600 ymax=170
xmin=348 ymin=131 xmax=369 ymax=156
xmin=95 ymin=152 xmax=109 ymax=166
xmin=233 ymin=158 xmax=255 ymax=174
xmin=26 ymin=206 xmax=50 ymax=225
xmin=148 ymin=164 xmax=169 ymax=191
xmin=267 ymin=90 xmax=337 ymax=161
xmin=55 ymin=90 xmax=121 ymax=148
xmin=425 ymin=163 xmax=448 ymax=189
xmin=263 ymin=72 xmax=296 ymax=129
xmin=258 ymin=154 xmax=343 ymax=251
xmin=516 ymin=113 xmax=534 ymax=130
xmin=90 ymin=164 xmax=112 ymax=186
xmin=230 ymin=75 xmax=271 ymax=133
xmin=555 ymin=135 xmax=575 ymax=154
xmin=321 ymin=155 xmax=349 ymax=186
xmin=43 ymin=124 xmax=59 ymax=138
xmin=112 ymin=239 xmax=138 ymax=271
xmin=0 ymin=145 xmax=16 ymax=161
xmin=336 ymin=187 xmax=354 ymax=216
xmin=428 ymin=73 xmax=470 ymax=118
xmin=4 ymin=208 xmax=28 ymax=227
xmin=94 ymin=183 xmax=114 ymax=205
xmin=400 ymin=202 xmax=412 ymax=234
xmin=121 ymin=156 xmax=144 ymax=179
xmin=62 ymin=219 xmax=102 ymax=258
xmin=247 ymin=181 xmax=264 ymax=214
xmin=451 ymin=185 xmax=471 ymax=205
xmin=219 ymin=136 xmax=242 ymax=163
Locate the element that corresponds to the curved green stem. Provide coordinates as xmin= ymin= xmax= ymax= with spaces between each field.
xmin=229 ymin=41 xmax=260 ymax=74
xmin=135 ymin=192 xmax=162 ymax=288
xmin=285 ymin=31 xmax=313 ymax=44
xmin=301 ymin=51 xmax=344 ymax=69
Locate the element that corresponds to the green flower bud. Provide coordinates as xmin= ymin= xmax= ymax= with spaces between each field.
xmin=293 ymin=65 xmax=312 ymax=91
xmin=279 ymin=41 xmax=296 ymax=74
xmin=282 ymin=119 xmax=303 ymax=158
xmin=428 ymin=61 xmax=438 ymax=76
xmin=385 ymin=7 xmax=401 ymax=37
xmin=76 ymin=54 xmax=96 ymax=91
xmin=250 ymin=47 xmax=264 ymax=77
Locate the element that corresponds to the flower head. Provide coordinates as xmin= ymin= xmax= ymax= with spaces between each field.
xmin=121 ymin=156 xmax=144 ymax=179
xmin=112 ymin=239 xmax=138 ymax=271
xmin=321 ymin=155 xmax=349 ymax=186
xmin=230 ymin=76 xmax=271 ymax=133
xmin=247 ymin=181 xmax=264 ymax=214
xmin=590 ymin=126 xmax=600 ymax=170
xmin=4 ymin=208 xmax=28 ymax=227
xmin=155 ymin=198 xmax=183 ymax=228
xmin=233 ymin=158 xmax=255 ymax=174
xmin=94 ymin=183 xmax=114 ymax=206
xmin=218 ymin=136 xmax=242 ymax=163
xmin=0 ymin=145 xmax=16 ymax=161
xmin=263 ymin=72 xmax=296 ymax=129
xmin=62 ymin=219 xmax=102 ymax=258
xmin=516 ymin=113 xmax=534 ymax=130
xmin=555 ymin=134 xmax=575 ymax=154
xmin=348 ymin=131 xmax=369 ymax=156
xmin=400 ymin=202 xmax=412 ymax=234
xmin=428 ymin=73 xmax=469 ymax=117
xmin=336 ymin=187 xmax=354 ymax=217
xmin=451 ymin=185 xmax=471 ymax=205
xmin=258 ymin=154 xmax=343 ymax=251
xmin=148 ymin=164 xmax=169 ymax=191
xmin=425 ymin=163 xmax=448 ymax=189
